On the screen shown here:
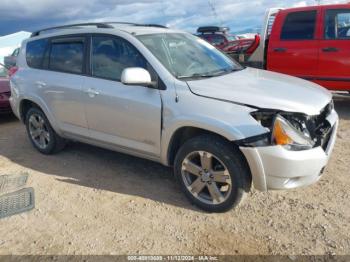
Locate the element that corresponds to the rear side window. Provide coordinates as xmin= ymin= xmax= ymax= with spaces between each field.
xmin=26 ymin=39 xmax=48 ymax=69
xmin=281 ymin=11 xmax=317 ymax=40
xmin=325 ymin=9 xmax=350 ymax=39
xmin=49 ymin=41 xmax=84 ymax=74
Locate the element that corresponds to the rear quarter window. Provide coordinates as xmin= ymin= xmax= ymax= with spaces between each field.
xmin=26 ymin=39 xmax=48 ymax=69
xmin=281 ymin=10 xmax=317 ymax=40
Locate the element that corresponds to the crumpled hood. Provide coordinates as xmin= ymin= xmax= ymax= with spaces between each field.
xmin=0 ymin=78 xmax=10 ymax=94
xmin=186 ymin=68 xmax=332 ymax=115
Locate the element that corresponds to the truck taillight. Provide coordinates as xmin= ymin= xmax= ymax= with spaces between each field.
xmin=8 ymin=66 xmax=18 ymax=77
xmin=246 ymin=35 xmax=260 ymax=55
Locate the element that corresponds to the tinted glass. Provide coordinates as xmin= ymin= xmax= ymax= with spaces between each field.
xmin=26 ymin=39 xmax=48 ymax=69
xmin=281 ymin=11 xmax=317 ymax=40
xmin=92 ymin=36 xmax=147 ymax=81
xmin=325 ymin=9 xmax=350 ymax=39
xmin=211 ymin=35 xmax=225 ymax=45
xmin=137 ymin=33 xmax=242 ymax=79
xmin=49 ymin=42 xmax=84 ymax=74
xmin=12 ymin=48 xmax=19 ymax=57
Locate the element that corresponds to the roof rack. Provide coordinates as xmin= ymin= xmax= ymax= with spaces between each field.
xmin=30 ymin=22 xmax=168 ymax=38
xmin=31 ymin=23 xmax=114 ymax=37
xmin=197 ymin=26 xmax=230 ymax=34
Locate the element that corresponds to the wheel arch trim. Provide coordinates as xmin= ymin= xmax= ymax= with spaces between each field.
xmin=160 ymin=119 xmax=247 ymax=166
xmin=18 ymin=95 xmax=62 ymax=136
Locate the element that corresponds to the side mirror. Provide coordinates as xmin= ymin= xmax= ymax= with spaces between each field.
xmin=121 ymin=67 xmax=153 ymax=87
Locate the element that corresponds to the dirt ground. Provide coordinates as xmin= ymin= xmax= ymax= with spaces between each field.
xmin=0 ymin=97 xmax=349 ymax=256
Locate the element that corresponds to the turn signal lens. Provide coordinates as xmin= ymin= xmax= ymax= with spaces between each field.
xmin=273 ymin=119 xmax=293 ymax=145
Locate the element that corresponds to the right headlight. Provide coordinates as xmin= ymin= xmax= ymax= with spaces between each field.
xmin=249 ymin=111 xmax=315 ymax=150
xmin=272 ymin=114 xmax=315 ymax=151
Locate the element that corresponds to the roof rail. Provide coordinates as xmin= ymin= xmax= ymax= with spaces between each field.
xmin=30 ymin=22 xmax=168 ymax=38
xmin=106 ymin=22 xmax=168 ymax=29
xmin=31 ymin=23 xmax=113 ymax=37
xmin=135 ymin=24 xmax=168 ymax=28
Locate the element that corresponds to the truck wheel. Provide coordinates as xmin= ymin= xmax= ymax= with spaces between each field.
xmin=25 ymin=107 xmax=66 ymax=154
xmin=174 ymin=135 xmax=251 ymax=212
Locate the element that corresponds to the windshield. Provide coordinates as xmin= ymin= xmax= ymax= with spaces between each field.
xmin=227 ymin=35 xmax=238 ymax=41
xmin=136 ymin=33 xmax=243 ymax=79
xmin=0 ymin=64 xmax=8 ymax=78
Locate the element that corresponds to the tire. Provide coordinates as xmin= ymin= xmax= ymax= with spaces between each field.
xmin=174 ymin=135 xmax=251 ymax=212
xmin=25 ymin=107 xmax=66 ymax=154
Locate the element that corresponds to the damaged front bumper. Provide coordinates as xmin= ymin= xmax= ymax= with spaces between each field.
xmin=240 ymin=110 xmax=339 ymax=191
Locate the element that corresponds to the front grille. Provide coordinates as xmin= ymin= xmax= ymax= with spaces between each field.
xmin=306 ymin=101 xmax=334 ymax=148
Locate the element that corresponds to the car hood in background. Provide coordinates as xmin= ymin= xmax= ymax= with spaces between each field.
xmin=186 ymin=68 xmax=332 ymax=116
xmin=0 ymin=78 xmax=10 ymax=93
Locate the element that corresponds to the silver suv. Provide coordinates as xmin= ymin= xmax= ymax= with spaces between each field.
xmin=10 ymin=23 xmax=338 ymax=212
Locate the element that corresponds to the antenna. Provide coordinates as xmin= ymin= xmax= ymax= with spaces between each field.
xmin=207 ymin=0 xmax=223 ymax=26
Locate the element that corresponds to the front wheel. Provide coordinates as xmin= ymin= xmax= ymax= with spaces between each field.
xmin=174 ymin=135 xmax=251 ymax=212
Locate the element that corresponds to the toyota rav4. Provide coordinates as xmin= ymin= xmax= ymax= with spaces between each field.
xmin=10 ymin=23 xmax=338 ymax=212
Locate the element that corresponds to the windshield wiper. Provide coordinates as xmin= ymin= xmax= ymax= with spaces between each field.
xmin=177 ymin=73 xmax=217 ymax=80
xmin=177 ymin=67 xmax=240 ymax=80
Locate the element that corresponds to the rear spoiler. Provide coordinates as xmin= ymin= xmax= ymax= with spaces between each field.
xmin=248 ymin=8 xmax=283 ymax=66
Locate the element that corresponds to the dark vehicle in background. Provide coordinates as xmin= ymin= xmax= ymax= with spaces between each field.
xmin=247 ymin=4 xmax=350 ymax=92
xmin=0 ymin=63 xmax=12 ymax=114
xmin=197 ymin=26 xmax=260 ymax=58
xmin=4 ymin=48 xmax=20 ymax=68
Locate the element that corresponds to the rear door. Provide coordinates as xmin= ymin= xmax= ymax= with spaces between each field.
xmin=318 ymin=7 xmax=350 ymax=91
xmin=267 ymin=9 xmax=320 ymax=78
xmin=38 ymin=36 xmax=89 ymax=136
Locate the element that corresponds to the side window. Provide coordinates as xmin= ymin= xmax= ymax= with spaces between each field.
xmin=13 ymin=48 xmax=19 ymax=57
xmin=325 ymin=9 xmax=350 ymax=39
xmin=26 ymin=39 xmax=48 ymax=69
xmin=211 ymin=35 xmax=225 ymax=45
xmin=48 ymin=41 xmax=84 ymax=74
xmin=281 ymin=11 xmax=317 ymax=40
xmin=92 ymin=36 xmax=147 ymax=81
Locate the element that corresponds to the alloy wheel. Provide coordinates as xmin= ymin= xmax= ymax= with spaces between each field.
xmin=181 ymin=151 xmax=232 ymax=205
xmin=28 ymin=114 xmax=50 ymax=150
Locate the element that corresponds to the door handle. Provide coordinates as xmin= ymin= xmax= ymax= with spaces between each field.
xmin=322 ymin=47 xmax=339 ymax=52
xmin=85 ymin=88 xmax=100 ymax=97
xmin=274 ymin=47 xmax=287 ymax=52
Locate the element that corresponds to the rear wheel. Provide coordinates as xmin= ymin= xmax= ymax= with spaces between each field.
xmin=25 ymin=107 xmax=66 ymax=154
xmin=174 ymin=135 xmax=251 ymax=212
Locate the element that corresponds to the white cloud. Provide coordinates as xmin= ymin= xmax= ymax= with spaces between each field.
xmin=0 ymin=0 xmax=348 ymax=33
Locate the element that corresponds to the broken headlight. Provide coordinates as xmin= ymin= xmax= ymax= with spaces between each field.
xmin=249 ymin=111 xmax=315 ymax=150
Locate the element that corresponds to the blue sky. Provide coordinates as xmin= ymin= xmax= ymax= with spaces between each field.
xmin=0 ymin=0 xmax=344 ymax=36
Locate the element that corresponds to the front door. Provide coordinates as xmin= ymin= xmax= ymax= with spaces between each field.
xmin=317 ymin=8 xmax=350 ymax=91
xmin=83 ymin=35 xmax=162 ymax=157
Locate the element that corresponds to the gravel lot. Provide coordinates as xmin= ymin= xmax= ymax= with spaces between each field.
xmin=0 ymin=97 xmax=349 ymax=256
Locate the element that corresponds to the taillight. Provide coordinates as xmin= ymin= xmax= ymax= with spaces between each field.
xmin=8 ymin=66 xmax=18 ymax=77
xmin=246 ymin=34 xmax=260 ymax=55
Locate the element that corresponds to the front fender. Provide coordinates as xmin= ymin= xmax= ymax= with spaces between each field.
xmin=160 ymin=116 xmax=267 ymax=165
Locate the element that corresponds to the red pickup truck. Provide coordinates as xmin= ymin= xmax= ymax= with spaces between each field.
xmin=246 ymin=4 xmax=350 ymax=92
